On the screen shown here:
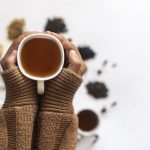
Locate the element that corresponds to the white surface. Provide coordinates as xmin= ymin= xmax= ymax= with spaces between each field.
xmin=0 ymin=0 xmax=150 ymax=150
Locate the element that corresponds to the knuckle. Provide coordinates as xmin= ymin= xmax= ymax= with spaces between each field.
xmin=74 ymin=61 xmax=81 ymax=67
xmin=60 ymin=35 xmax=66 ymax=42
xmin=45 ymin=31 xmax=51 ymax=34
xmin=60 ymin=34 xmax=65 ymax=39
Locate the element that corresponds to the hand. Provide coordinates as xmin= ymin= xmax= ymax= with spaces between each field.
xmin=41 ymin=32 xmax=85 ymax=113
xmin=0 ymin=31 xmax=39 ymax=70
xmin=45 ymin=31 xmax=87 ymax=76
xmin=0 ymin=32 xmax=39 ymax=107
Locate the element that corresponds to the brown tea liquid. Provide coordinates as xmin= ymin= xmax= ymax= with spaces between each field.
xmin=78 ymin=110 xmax=99 ymax=132
xmin=21 ymin=38 xmax=61 ymax=77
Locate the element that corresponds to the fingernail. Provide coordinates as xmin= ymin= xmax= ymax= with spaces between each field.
xmin=45 ymin=31 xmax=52 ymax=33
xmin=70 ymin=50 xmax=78 ymax=59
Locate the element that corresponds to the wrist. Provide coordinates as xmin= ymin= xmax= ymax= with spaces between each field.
xmin=2 ymin=66 xmax=37 ymax=107
xmin=41 ymin=68 xmax=82 ymax=113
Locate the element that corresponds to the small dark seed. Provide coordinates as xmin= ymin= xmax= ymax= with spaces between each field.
xmin=102 ymin=60 xmax=108 ymax=67
xmin=111 ymin=101 xmax=117 ymax=107
xmin=97 ymin=70 xmax=102 ymax=75
xmin=112 ymin=63 xmax=117 ymax=68
xmin=101 ymin=107 xmax=107 ymax=114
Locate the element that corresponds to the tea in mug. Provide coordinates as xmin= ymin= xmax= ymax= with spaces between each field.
xmin=21 ymin=38 xmax=61 ymax=77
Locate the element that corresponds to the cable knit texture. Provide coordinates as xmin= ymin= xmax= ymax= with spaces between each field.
xmin=1 ymin=66 xmax=37 ymax=107
xmin=41 ymin=68 xmax=82 ymax=113
xmin=0 ymin=67 xmax=82 ymax=150
xmin=0 ymin=67 xmax=38 ymax=150
xmin=34 ymin=112 xmax=78 ymax=150
xmin=34 ymin=68 xmax=82 ymax=150
xmin=0 ymin=109 xmax=7 ymax=150
xmin=2 ymin=105 xmax=37 ymax=150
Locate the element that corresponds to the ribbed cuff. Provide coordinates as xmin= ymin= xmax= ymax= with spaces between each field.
xmin=2 ymin=67 xmax=37 ymax=107
xmin=41 ymin=68 xmax=82 ymax=113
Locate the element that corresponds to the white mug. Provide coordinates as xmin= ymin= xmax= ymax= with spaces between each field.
xmin=17 ymin=33 xmax=64 ymax=95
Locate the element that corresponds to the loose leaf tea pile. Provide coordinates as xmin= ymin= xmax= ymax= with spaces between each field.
xmin=78 ymin=46 xmax=96 ymax=60
xmin=7 ymin=18 xmax=25 ymax=40
xmin=86 ymin=81 xmax=108 ymax=99
xmin=44 ymin=18 xmax=96 ymax=61
xmin=44 ymin=17 xmax=67 ymax=33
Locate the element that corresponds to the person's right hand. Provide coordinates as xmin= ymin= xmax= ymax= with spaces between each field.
xmin=45 ymin=31 xmax=87 ymax=77
xmin=41 ymin=32 xmax=86 ymax=113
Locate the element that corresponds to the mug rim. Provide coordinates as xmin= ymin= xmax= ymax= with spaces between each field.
xmin=17 ymin=33 xmax=64 ymax=81
xmin=77 ymin=108 xmax=100 ymax=136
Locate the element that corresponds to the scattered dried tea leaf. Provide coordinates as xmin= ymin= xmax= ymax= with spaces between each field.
xmin=101 ymin=107 xmax=107 ymax=114
xmin=102 ymin=60 xmax=108 ymax=67
xmin=78 ymin=46 xmax=96 ymax=60
xmin=44 ymin=17 xmax=67 ymax=33
xmin=97 ymin=70 xmax=102 ymax=75
xmin=111 ymin=101 xmax=117 ymax=107
xmin=86 ymin=81 xmax=108 ymax=99
xmin=0 ymin=43 xmax=4 ymax=57
xmin=7 ymin=18 xmax=25 ymax=40
xmin=112 ymin=63 xmax=117 ymax=68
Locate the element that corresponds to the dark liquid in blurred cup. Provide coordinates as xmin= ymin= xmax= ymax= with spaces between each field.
xmin=78 ymin=109 xmax=99 ymax=132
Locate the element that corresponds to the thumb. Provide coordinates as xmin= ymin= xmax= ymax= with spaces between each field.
xmin=68 ymin=50 xmax=81 ymax=74
xmin=3 ymin=50 xmax=17 ymax=70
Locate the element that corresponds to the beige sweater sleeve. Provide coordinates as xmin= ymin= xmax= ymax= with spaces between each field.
xmin=34 ymin=68 xmax=82 ymax=150
xmin=0 ymin=67 xmax=37 ymax=150
xmin=0 ymin=67 xmax=82 ymax=150
xmin=0 ymin=109 xmax=7 ymax=150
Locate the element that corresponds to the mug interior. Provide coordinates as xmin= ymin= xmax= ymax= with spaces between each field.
xmin=17 ymin=33 xmax=64 ymax=81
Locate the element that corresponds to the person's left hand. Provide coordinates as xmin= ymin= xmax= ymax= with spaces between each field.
xmin=0 ymin=32 xmax=39 ymax=107
xmin=0 ymin=31 xmax=38 ymax=70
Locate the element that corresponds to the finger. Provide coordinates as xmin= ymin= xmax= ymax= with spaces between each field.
xmin=68 ymin=50 xmax=81 ymax=74
xmin=6 ymin=31 xmax=39 ymax=58
xmin=51 ymin=32 xmax=77 ymax=51
xmin=46 ymin=32 xmax=82 ymax=58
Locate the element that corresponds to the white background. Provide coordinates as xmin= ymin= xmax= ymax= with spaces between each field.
xmin=0 ymin=0 xmax=150 ymax=150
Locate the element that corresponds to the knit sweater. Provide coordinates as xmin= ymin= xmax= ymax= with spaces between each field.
xmin=0 ymin=67 xmax=82 ymax=150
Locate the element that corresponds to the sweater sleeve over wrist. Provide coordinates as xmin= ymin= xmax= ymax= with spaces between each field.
xmin=41 ymin=68 xmax=82 ymax=113
xmin=2 ymin=67 xmax=37 ymax=107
